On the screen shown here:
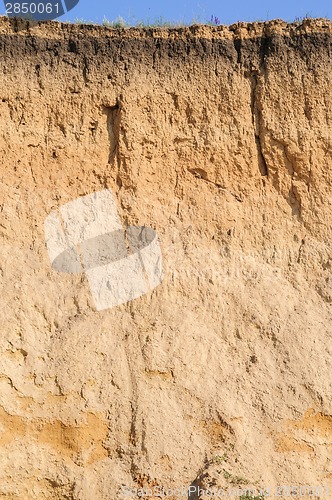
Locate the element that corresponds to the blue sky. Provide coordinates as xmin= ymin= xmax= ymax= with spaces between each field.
xmin=1 ymin=0 xmax=332 ymax=25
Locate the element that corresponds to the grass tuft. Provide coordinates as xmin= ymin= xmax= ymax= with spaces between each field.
xmin=69 ymin=14 xmax=223 ymax=28
xmin=65 ymin=14 xmax=331 ymax=29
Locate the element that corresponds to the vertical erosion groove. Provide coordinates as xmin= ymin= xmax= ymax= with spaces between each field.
xmin=103 ymin=101 xmax=122 ymax=189
xmin=250 ymin=72 xmax=269 ymax=177
xmin=104 ymin=102 xmax=121 ymax=164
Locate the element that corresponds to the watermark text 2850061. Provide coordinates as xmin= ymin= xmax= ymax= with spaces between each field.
xmin=4 ymin=0 xmax=80 ymax=22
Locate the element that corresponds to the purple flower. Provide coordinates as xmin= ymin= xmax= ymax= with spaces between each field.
xmin=210 ymin=15 xmax=221 ymax=25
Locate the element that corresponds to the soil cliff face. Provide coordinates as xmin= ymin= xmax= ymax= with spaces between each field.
xmin=0 ymin=17 xmax=331 ymax=499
